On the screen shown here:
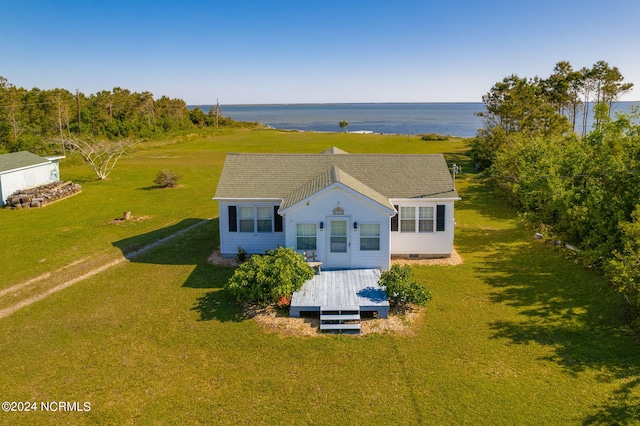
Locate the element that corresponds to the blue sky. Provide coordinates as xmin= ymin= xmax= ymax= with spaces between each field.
xmin=2 ymin=0 xmax=639 ymax=104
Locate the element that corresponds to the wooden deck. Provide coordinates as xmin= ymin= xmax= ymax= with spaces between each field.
xmin=290 ymin=269 xmax=389 ymax=318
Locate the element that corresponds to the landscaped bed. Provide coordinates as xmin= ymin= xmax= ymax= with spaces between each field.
xmin=208 ymin=248 xmax=461 ymax=336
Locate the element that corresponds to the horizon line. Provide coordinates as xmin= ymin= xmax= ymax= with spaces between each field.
xmin=187 ymin=100 xmax=640 ymax=107
xmin=188 ymin=101 xmax=486 ymax=107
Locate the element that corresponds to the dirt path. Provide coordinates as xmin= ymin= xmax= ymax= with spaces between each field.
xmin=0 ymin=220 xmax=208 ymax=319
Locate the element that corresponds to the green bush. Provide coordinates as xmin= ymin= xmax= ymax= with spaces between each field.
xmin=420 ymin=133 xmax=449 ymax=141
xmin=236 ymin=246 xmax=248 ymax=263
xmin=225 ymin=247 xmax=314 ymax=305
xmin=153 ymin=169 xmax=182 ymax=188
xmin=378 ymin=264 xmax=432 ymax=307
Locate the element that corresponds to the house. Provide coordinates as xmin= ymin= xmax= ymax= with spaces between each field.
xmin=213 ymin=147 xmax=460 ymax=270
xmin=0 ymin=151 xmax=64 ymax=206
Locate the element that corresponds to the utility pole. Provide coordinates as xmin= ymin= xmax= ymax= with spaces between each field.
xmin=76 ymin=89 xmax=81 ymax=134
xmin=215 ymin=98 xmax=220 ymax=128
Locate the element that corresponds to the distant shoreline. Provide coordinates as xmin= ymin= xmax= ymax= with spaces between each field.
xmin=189 ymin=101 xmax=485 ymax=108
xmin=190 ymin=102 xmax=639 ymax=138
xmin=187 ymin=101 xmax=640 ymax=108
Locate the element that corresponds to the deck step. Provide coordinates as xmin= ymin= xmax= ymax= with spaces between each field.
xmin=320 ymin=314 xmax=360 ymax=321
xmin=320 ymin=306 xmax=361 ymax=333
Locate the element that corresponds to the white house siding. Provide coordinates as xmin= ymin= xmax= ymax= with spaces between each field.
xmin=0 ymin=162 xmax=58 ymax=205
xmin=389 ymin=199 xmax=456 ymax=257
xmin=218 ymin=200 xmax=285 ymax=256
xmin=283 ymin=186 xmax=392 ymax=270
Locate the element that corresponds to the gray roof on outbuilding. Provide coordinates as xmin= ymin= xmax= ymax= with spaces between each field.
xmin=0 ymin=151 xmax=50 ymax=174
xmin=215 ymin=148 xmax=459 ymax=202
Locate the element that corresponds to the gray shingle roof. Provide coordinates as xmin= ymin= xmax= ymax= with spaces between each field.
xmin=215 ymin=149 xmax=459 ymax=201
xmin=281 ymin=165 xmax=394 ymax=211
xmin=0 ymin=151 xmax=49 ymax=174
xmin=320 ymin=146 xmax=349 ymax=155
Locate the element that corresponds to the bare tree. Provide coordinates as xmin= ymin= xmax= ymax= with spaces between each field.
xmin=61 ymin=137 xmax=136 ymax=180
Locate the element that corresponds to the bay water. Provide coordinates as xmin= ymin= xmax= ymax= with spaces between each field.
xmin=195 ymin=102 xmax=639 ymax=138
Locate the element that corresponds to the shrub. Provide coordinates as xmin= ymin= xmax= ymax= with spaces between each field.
xmin=225 ymin=247 xmax=314 ymax=305
xmin=420 ymin=133 xmax=449 ymax=141
xmin=236 ymin=246 xmax=248 ymax=263
xmin=378 ymin=264 xmax=432 ymax=307
xmin=153 ymin=169 xmax=182 ymax=188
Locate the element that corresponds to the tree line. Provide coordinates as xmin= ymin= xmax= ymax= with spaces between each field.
xmin=0 ymin=76 xmax=241 ymax=154
xmin=471 ymin=60 xmax=640 ymax=314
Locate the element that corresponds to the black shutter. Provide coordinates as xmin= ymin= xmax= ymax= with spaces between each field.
xmin=436 ymin=205 xmax=445 ymax=232
xmin=391 ymin=205 xmax=399 ymax=232
xmin=228 ymin=206 xmax=237 ymax=232
xmin=274 ymin=206 xmax=283 ymax=232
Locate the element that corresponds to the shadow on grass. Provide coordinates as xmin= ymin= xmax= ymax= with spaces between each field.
xmin=191 ymin=289 xmax=243 ymax=322
xmin=459 ymin=188 xmax=640 ymax=424
xmin=112 ymin=218 xmax=243 ymax=322
xmin=455 ymin=177 xmax=519 ymax=223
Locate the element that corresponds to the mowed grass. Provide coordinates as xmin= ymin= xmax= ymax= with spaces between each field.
xmin=0 ymin=129 xmax=470 ymax=289
xmin=1 ymin=129 xmax=639 ymax=424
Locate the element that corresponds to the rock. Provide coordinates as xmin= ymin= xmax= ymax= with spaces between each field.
xmin=534 ymin=232 xmax=544 ymax=239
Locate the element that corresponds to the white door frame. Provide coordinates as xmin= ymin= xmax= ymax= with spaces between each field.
xmin=325 ymin=216 xmax=351 ymax=269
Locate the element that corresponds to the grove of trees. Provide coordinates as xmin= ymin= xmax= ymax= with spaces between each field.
xmin=0 ymin=76 xmax=241 ymax=155
xmin=472 ymin=61 xmax=640 ymax=314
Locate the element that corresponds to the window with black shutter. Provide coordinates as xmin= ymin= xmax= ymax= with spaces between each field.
xmin=228 ymin=206 xmax=237 ymax=232
xmin=436 ymin=205 xmax=445 ymax=232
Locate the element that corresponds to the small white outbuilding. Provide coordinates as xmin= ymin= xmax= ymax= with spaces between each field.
xmin=0 ymin=151 xmax=64 ymax=206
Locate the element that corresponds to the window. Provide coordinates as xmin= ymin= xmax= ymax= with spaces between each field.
xmin=397 ymin=205 xmax=442 ymax=232
xmin=257 ymin=206 xmax=272 ymax=233
xmin=235 ymin=206 xmax=275 ymax=233
xmin=239 ymin=207 xmax=254 ymax=232
xmin=360 ymin=224 xmax=380 ymax=251
xmin=400 ymin=207 xmax=415 ymax=232
xmin=419 ymin=206 xmax=434 ymax=232
xmin=296 ymin=224 xmax=317 ymax=250
xmin=330 ymin=220 xmax=348 ymax=252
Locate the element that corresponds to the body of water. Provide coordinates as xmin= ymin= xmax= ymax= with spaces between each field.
xmin=192 ymin=102 xmax=639 ymax=138
xmin=217 ymin=103 xmax=484 ymax=137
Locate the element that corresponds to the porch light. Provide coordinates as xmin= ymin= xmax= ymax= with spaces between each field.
xmin=353 ymin=222 xmax=358 ymax=230
xmin=319 ymin=221 xmax=324 ymax=230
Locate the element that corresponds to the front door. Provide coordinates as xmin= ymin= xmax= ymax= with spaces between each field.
xmin=326 ymin=218 xmax=350 ymax=269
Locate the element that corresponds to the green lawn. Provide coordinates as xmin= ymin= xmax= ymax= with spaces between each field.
xmin=0 ymin=129 xmax=638 ymax=424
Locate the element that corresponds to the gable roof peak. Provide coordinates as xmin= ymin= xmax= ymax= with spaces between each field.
xmin=320 ymin=146 xmax=349 ymax=155
xmin=280 ymin=164 xmax=394 ymax=213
